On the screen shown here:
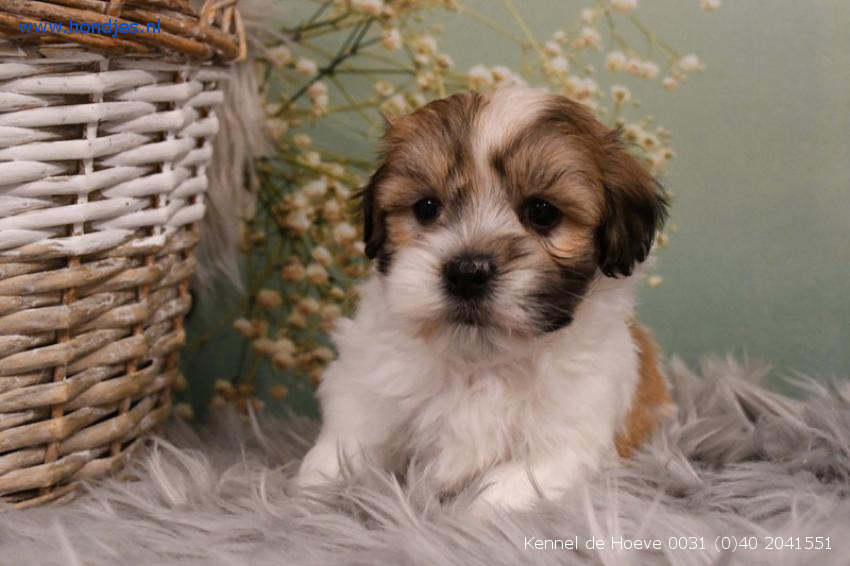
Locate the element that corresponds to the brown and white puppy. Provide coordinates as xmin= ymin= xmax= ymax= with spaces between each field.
xmin=297 ymin=86 xmax=671 ymax=511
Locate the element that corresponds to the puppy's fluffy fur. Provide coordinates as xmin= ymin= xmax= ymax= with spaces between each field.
xmin=297 ymin=86 xmax=672 ymax=511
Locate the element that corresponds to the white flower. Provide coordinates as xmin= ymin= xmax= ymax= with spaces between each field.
xmin=606 ymin=51 xmax=627 ymax=72
xmin=305 ymin=262 xmax=329 ymax=285
xmin=546 ymin=56 xmax=570 ymax=76
xmin=416 ymin=71 xmax=436 ymax=91
xmin=700 ymin=0 xmax=721 ymax=11
xmin=295 ymin=57 xmax=318 ymax=76
xmin=552 ymin=30 xmax=567 ymax=44
xmin=333 ymin=222 xmax=357 ymax=243
xmin=312 ymin=246 xmax=333 ymax=266
xmin=266 ymin=45 xmax=292 ymax=67
xmin=639 ymin=61 xmax=660 ymax=79
xmin=381 ymin=93 xmax=408 ymax=115
xmin=625 ymin=57 xmax=643 ymax=75
xmin=491 ymin=65 xmax=513 ymax=83
xmin=580 ymin=8 xmax=598 ymax=23
xmin=543 ymin=40 xmax=562 ymax=56
xmin=285 ymin=211 xmax=311 ymax=234
xmin=467 ymin=65 xmax=494 ymax=89
xmin=574 ymin=26 xmax=603 ymax=50
xmin=373 ymin=80 xmax=394 ymax=97
xmin=410 ymin=93 xmax=427 ymax=108
xmin=662 ymin=76 xmax=679 ymax=91
xmin=351 ymin=0 xmax=383 ymax=16
xmin=257 ymin=289 xmax=282 ymax=309
xmin=567 ymin=76 xmax=599 ymax=99
xmin=323 ymin=199 xmax=342 ymax=221
xmin=611 ymin=84 xmax=631 ymax=104
xmin=268 ymin=119 xmax=288 ymax=139
xmin=232 ymin=318 xmax=255 ymax=338
xmin=611 ymin=0 xmax=638 ymax=13
xmin=678 ymin=53 xmax=704 ymax=72
xmin=303 ymin=178 xmax=328 ymax=199
xmin=307 ymin=81 xmax=328 ymax=100
xmin=297 ymin=297 xmax=321 ymax=315
xmin=414 ymin=35 xmax=438 ymax=55
xmin=302 ymin=151 xmax=321 ymax=167
xmin=435 ymin=53 xmax=455 ymax=69
xmin=293 ymin=133 xmax=312 ymax=149
xmin=647 ymin=275 xmax=663 ymax=288
xmin=381 ymin=28 xmax=402 ymax=51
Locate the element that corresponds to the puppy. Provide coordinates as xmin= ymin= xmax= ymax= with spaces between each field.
xmin=297 ymin=86 xmax=671 ymax=511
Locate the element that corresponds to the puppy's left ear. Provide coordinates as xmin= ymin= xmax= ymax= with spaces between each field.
xmin=360 ymin=164 xmax=388 ymax=260
xmin=596 ymin=129 xmax=669 ymax=277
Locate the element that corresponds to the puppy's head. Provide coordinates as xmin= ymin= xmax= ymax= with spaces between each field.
xmin=361 ymin=87 xmax=667 ymax=352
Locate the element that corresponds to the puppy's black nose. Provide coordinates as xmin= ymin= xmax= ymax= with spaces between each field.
xmin=443 ymin=254 xmax=495 ymax=299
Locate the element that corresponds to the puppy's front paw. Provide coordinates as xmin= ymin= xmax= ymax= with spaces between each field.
xmin=470 ymin=467 xmax=540 ymax=514
xmin=295 ymin=442 xmax=343 ymax=488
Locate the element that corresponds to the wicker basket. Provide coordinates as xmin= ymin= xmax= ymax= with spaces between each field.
xmin=0 ymin=0 xmax=243 ymax=508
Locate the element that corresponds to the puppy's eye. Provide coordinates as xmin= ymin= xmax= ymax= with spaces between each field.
xmin=413 ymin=197 xmax=441 ymax=224
xmin=523 ymin=198 xmax=562 ymax=232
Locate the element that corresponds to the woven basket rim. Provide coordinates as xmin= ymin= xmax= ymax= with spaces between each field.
xmin=0 ymin=0 xmax=246 ymax=63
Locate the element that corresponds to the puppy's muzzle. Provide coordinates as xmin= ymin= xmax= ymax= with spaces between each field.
xmin=442 ymin=253 xmax=495 ymax=300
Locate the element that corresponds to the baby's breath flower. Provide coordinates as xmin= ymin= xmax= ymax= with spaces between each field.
xmin=351 ymin=0 xmax=383 ymax=16
xmin=552 ymin=30 xmax=567 ymax=44
xmin=381 ymin=28 xmax=402 ymax=50
xmin=307 ymin=81 xmax=328 ymax=100
xmin=611 ymin=84 xmax=632 ymax=104
xmin=295 ymin=57 xmax=318 ymax=76
xmin=467 ymin=65 xmax=493 ymax=89
xmin=288 ymin=311 xmax=308 ymax=329
xmin=381 ymin=93 xmax=409 ymax=115
xmin=678 ymin=54 xmax=704 ymax=72
xmin=414 ymin=34 xmax=438 ymax=55
xmin=543 ymin=40 xmax=562 ymax=56
xmin=606 ymin=51 xmax=627 ymax=72
xmin=580 ymin=7 xmax=598 ymax=23
xmin=306 ymin=262 xmax=330 ymax=285
xmin=281 ymin=261 xmax=306 ymax=282
xmin=333 ymin=222 xmax=357 ymax=243
xmin=435 ymin=53 xmax=455 ymax=69
xmin=311 ymin=347 xmax=336 ymax=363
xmin=639 ymin=61 xmax=660 ymax=79
xmin=233 ymin=317 xmax=255 ymax=338
xmin=297 ymin=297 xmax=321 ymax=316
xmin=302 ymin=151 xmax=322 ymax=167
xmin=285 ymin=211 xmax=311 ymax=234
xmin=320 ymin=303 xmax=342 ymax=323
xmin=266 ymin=45 xmax=292 ymax=67
xmin=253 ymin=337 xmax=277 ymax=355
xmin=293 ymin=133 xmax=312 ymax=149
xmin=647 ymin=275 xmax=664 ymax=288
xmin=268 ymin=119 xmax=288 ymax=139
xmin=574 ymin=26 xmax=603 ymax=50
xmin=312 ymin=245 xmax=333 ymax=266
xmin=611 ymin=0 xmax=638 ymax=13
xmin=663 ymin=76 xmax=679 ymax=91
xmin=330 ymin=287 xmax=346 ymax=300
xmin=257 ymin=288 xmax=283 ymax=309
xmin=323 ymin=199 xmax=343 ymax=221
xmin=303 ymin=178 xmax=329 ymax=199
xmin=545 ymin=56 xmax=570 ymax=77
xmin=373 ymin=80 xmax=395 ymax=97
xmin=700 ymin=0 xmax=721 ymax=11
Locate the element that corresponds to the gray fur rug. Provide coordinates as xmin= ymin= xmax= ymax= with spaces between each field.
xmin=1 ymin=358 xmax=849 ymax=566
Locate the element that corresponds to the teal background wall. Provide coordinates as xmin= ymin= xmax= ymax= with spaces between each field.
xmin=185 ymin=1 xmax=849 ymax=414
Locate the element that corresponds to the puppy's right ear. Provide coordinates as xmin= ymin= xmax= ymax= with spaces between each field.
xmin=360 ymin=164 xmax=388 ymax=260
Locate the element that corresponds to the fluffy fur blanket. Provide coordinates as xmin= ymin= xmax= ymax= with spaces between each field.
xmin=1 ymin=358 xmax=848 ymax=566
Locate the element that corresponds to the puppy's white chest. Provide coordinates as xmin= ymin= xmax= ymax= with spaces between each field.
xmin=396 ymin=365 xmax=532 ymax=490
